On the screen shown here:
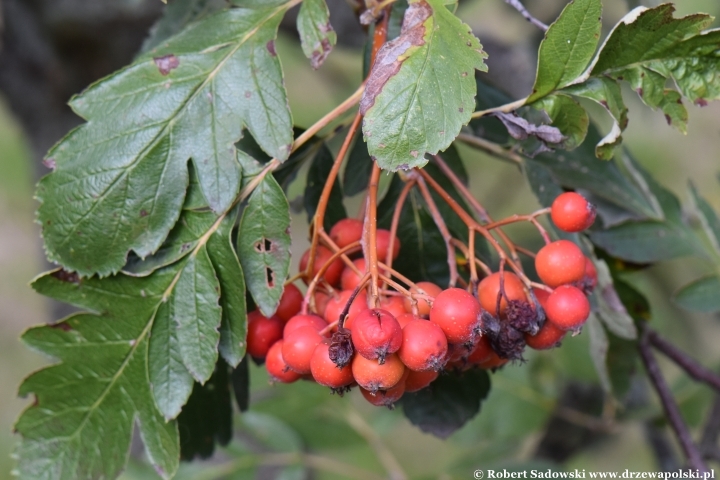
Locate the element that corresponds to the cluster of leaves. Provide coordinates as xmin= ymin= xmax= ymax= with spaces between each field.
xmin=15 ymin=0 xmax=720 ymax=478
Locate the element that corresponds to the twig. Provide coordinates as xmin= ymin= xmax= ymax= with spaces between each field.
xmin=638 ymin=324 xmax=709 ymax=471
xmin=646 ymin=328 xmax=720 ymax=393
xmin=346 ymin=408 xmax=408 ymax=480
xmin=700 ymin=395 xmax=720 ymax=460
xmin=412 ymin=174 xmax=459 ymax=287
xmin=471 ymin=97 xmax=528 ymax=119
xmin=455 ymin=132 xmax=523 ymax=164
xmin=502 ymin=0 xmax=548 ymax=31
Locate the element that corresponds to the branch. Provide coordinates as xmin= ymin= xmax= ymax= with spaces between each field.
xmin=345 ymin=408 xmax=408 ymax=480
xmin=502 ymin=0 xmax=548 ymax=31
xmin=638 ymin=324 xmax=709 ymax=471
xmin=700 ymin=395 xmax=720 ymax=460
xmin=646 ymin=328 xmax=720 ymax=393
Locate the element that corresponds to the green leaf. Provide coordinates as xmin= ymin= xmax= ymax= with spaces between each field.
xmin=177 ymin=359 xmax=233 ymax=460
xmin=207 ymin=208 xmax=248 ymax=367
xmin=606 ymin=332 xmax=638 ymax=398
xmin=238 ymin=174 xmax=291 ymax=317
xmin=527 ymin=0 xmax=602 ymax=103
xmin=37 ymin=4 xmax=294 ymax=276
xmin=528 ymin=125 xmax=662 ymax=220
xmin=343 ymin=133 xmax=373 ymax=196
xmin=531 ymin=94 xmax=589 ymax=150
xmin=673 ymin=275 xmax=720 ymax=313
xmin=149 ymin=300 xmax=195 ymax=420
xmin=401 ymin=369 xmax=490 ymax=438
xmin=591 ymin=5 xmax=720 ymax=105
xmin=586 ymin=313 xmax=611 ymax=393
xmin=231 ymin=357 xmax=250 ymax=412
xmin=173 ymin=246 xmax=222 ymax=383
xmin=590 ymin=160 xmax=707 ymax=263
xmin=593 ymin=259 xmax=637 ymax=340
xmin=141 ymin=0 xmax=228 ymax=53
xmin=304 ymin=143 xmax=347 ymax=231
xmin=563 ymin=77 xmax=627 ymax=159
xmin=688 ymin=182 xmax=720 ymax=257
xmin=360 ymin=0 xmax=487 ymax=171
xmin=17 ymin=270 xmax=180 ymax=480
xmin=297 ymin=0 xmax=336 ymax=69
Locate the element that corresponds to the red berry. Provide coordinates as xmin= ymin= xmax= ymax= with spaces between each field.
xmin=246 ymin=310 xmax=284 ymax=359
xmin=329 ymin=218 xmax=364 ymax=249
xmin=532 ymin=287 xmax=551 ymax=310
xmin=265 ymin=340 xmax=301 ymax=383
xmin=299 ymin=246 xmax=344 ymax=286
xmin=282 ymin=325 xmax=324 ymax=374
xmin=525 ymin=321 xmax=566 ymax=350
xmin=429 ymin=288 xmax=481 ymax=344
xmin=310 ymin=342 xmax=354 ymax=388
xmin=283 ymin=314 xmax=326 ymax=337
xmin=579 ymin=257 xmax=598 ymax=293
xmin=535 ymin=240 xmax=586 ymax=288
xmin=341 ymin=258 xmax=367 ymax=291
xmin=466 ymin=335 xmax=494 ymax=366
xmin=396 ymin=313 xmax=417 ymax=329
xmin=313 ymin=291 xmax=331 ymax=316
xmin=361 ymin=378 xmax=406 ymax=407
xmin=375 ymin=229 xmax=401 ymax=262
xmin=404 ymin=370 xmax=438 ymax=392
xmin=379 ymin=295 xmax=407 ymax=319
xmin=551 ymin=192 xmax=596 ymax=232
xmin=398 ymin=319 xmax=448 ymax=372
xmin=478 ymin=349 xmax=508 ymax=370
xmin=351 ymin=309 xmax=403 ymax=362
xmin=324 ymin=289 xmax=368 ymax=327
xmin=478 ymin=272 xmax=527 ymax=317
xmin=403 ymin=281 xmax=442 ymax=316
xmin=276 ymin=283 xmax=304 ymax=322
xmin=545 ymin=285 xmax=590 ymax=331
xmin=351 ymin=353 xmax=405 ymax=393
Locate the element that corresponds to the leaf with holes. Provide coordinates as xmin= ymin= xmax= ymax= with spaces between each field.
xmin=36 ymin=3 xmax=294 ymax=277
xmin=238 ymin=174 xmax=291 ymax=317
xmin=360 ymin=0 xmax=487 ymax=171
xmin=297 ymin=0 xmax=336 ymax=69
xmin=527 ymin=0 xmax=602 ymax=102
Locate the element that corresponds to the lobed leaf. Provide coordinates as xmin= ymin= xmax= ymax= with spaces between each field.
xmin=360 ymin=0 xmax=487 ymax=171
xmin=238 ymin=174 xmax=291 ymax=317
xmin=37 ymin=3 xmax=294 ymax=276
xmin=297 ymin=0 xmax=336 ymax=69
xmin=141 ymin=0 xmax=228 ymax=53
xmin=528 ymin=0 xmax=602 ymax=103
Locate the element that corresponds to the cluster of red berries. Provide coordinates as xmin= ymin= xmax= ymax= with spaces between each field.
xmin=245 ymin=192 xmax=597 ymax=408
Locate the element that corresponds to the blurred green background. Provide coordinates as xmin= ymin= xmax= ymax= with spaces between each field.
xmin=2 ymin=0 xmax=720 ymax=478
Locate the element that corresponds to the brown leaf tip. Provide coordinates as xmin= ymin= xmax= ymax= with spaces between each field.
xmin=51 ymin=269 xmax=80 ymax=284
xmin=359 ymin=1 xmax=432 ymax=115
xmin=266 ymin=40 xmax=277 ymax=57
xmin=43 ymin=158 xmax=57 ymax=170
xmin=153 ymin=54 xmax=179 ymax=76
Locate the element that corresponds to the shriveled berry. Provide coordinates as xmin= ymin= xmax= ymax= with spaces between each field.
xmin=478 ymin=272 xmax=527 ymax=316
xmin=535 ymin=240 xmax=586 ymax=288
xmin=247 ymin=310 xmax=284 ymax=359
xmin=330 ymin=218 xmax=364 ymax=249
xmin=282 ymin=325 xmax=324 ymax=374
xmin=351 ymin=353 xmax=405 ymax=393
xmin=276 ymin=283 xmax=303 ymax=322
xmin=266 ymin=340 xmax=301 ymax=383
xmin=429 ymin=287 xmax=481 ymax=344
xmin=403 ymin=281 xmax=442 ymax=316
xmin=551 ymin=192 xmax=596 ymax=232
xmin=351 ymin=309 xmax=403 ymax=362
xmin=398 ymin=319 xmax=448 ymax=371
xmin=310 ymin=342 xmax=354 ymax=389
xmin=299 ymin=246 xmax=344 ymax=286
xmin=545 ymin=285 xmax=590 ymax=331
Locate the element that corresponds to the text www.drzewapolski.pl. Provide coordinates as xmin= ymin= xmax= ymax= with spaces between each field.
xmin=476 ymin=470 xmax=716 ymax=480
